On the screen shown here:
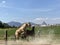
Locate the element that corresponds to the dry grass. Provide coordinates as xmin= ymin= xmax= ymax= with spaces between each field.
xmin=0 ymin=36 xmax=60 ymax=45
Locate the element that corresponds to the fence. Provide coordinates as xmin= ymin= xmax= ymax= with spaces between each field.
xmin=0 ymin=28 xmax=16 ymax=40
xmin=0 ymin=26 xmax=60 ymax=40
xmin=0 ymin=26 xmax=35 ymax=41
xmin=0 ymin=26 xmax=60 ymax=45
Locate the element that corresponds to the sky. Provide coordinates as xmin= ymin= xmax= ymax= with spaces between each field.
xmin=0 ymin=0 xmax=60 ymax=24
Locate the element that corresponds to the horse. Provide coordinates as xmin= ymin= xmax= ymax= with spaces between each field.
xmin=21 ymin=26 xmax=35 ymax=39
xmin=15 ymin=23 xmax=31 ymax=40
xmin=26 ymin=26 xmax=35 ymax=37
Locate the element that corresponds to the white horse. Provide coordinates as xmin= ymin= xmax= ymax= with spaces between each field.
xmin=15 ymin=23 xmax=31 ymax=40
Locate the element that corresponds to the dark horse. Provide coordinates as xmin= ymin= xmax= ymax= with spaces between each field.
xmin=21 ymin=26 xmax=35 ymax=39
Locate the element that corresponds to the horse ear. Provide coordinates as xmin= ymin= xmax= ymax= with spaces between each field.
xmin=25 ymin=23 xmax=28 ymax=26
xmin=25 ymin=22 xmax=31 ymax=26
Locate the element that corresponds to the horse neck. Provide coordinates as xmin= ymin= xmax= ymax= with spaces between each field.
xmin=20 ymin=24 xmax=27 ymax=29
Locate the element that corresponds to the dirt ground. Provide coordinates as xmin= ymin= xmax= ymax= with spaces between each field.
xmin=0 ymin=40 xmax=60 ymax=45
xmin=0 ymin=37 xmax=60 ymax=45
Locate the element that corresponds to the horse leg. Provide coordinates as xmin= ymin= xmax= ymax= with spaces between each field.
xmin=23 ymin=32 xmax=27 ymax=39
xmin=20 ymin=31 xmax=26 ymax=39
xmin=15 ymin=33 xmax=19 ymax=40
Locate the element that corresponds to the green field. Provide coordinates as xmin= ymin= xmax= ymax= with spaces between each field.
xmin=0 ymin=25 xmax=60 ymax=40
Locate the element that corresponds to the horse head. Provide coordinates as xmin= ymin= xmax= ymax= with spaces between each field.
xmin=26 ymin=22 xmax=31 ymax=27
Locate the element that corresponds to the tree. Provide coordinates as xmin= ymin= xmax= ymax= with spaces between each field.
xmin=0 ymin=21 xmax=3 ymax=28
xmin=0 ymin=21 xmax=12 ymax=28
xmin=3 ymin=23 xmax=11 ymax=28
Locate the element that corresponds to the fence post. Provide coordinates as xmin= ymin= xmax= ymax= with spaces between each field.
xmin=5 ymin=30 xmax=8 ymax=41
xmin=4 ymin=30 xmax=8 ymax=45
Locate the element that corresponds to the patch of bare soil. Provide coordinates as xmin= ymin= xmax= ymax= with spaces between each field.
xmin=0 ymin=37 xmax=60 ymax=45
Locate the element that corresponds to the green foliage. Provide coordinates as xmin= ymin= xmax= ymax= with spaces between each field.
xmin=0 ymin=25 xmax=60 ymax=40
xmin=7 ymin=29 xmax=16 ymax=36
xmin=0 ymin=21 xmax=11 ymax=28
xmin=0 ymin=21 xmax=4 ymax=28
xmin=35 ymin=25 xmax=60 ymax=40
xmin=26 ymin=27 xmax=32 ymax=30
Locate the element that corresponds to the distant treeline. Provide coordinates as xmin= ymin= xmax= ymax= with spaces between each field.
xmin=0 ymin=21 xmax=16 ymax=28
